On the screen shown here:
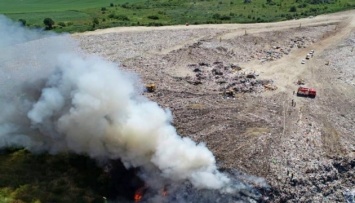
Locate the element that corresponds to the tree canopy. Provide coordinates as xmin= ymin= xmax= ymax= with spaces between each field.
xmin=43 ymin=18 xmax=54 ymax=30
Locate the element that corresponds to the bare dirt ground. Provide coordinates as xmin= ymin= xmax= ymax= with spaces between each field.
xmin=75 ymin=10 xmax=355 ymax=202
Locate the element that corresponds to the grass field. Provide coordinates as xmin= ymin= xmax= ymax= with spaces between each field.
xmin=1 ymin=0 xmax=354 ymax=32
xmin=0 ymin=0 xmax=128 ymax=13
xmin=0 ymin=149 xmax=110 ymax=203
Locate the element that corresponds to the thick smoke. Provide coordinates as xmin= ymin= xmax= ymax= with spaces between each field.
xmin=0 ymin=16 xmax=232 ymax=191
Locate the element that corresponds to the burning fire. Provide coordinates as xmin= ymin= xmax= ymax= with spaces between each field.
xmin=134 ymin=187 xmax=145 ymax=202
xmin=134 ymin=186 xmax=168 ymax=202
xmin=134 ymin=192 xmax=143 ymax=202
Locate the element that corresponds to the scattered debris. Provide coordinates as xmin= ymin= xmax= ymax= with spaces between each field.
xmin=186 ymin=61 xmax=274 ymax=95
xmin=199 ymin=62 xmax=209 ymax=66
xmin=297 ymin=79 xmax=305 ymax=85
xmin=212 ymin=68 xmax=223 ymax=76
xmin=193 ymin=68 xmax=201 ymax=72
xmin=246 ymin=73 xmax=256 ymax=79
xmin=224 ymin=89 xmax=235 ymax=97
xmin=145 ymin=83 xmax=156 ymax=92
xmin=264 ymin=84 xmax=278 ymax=90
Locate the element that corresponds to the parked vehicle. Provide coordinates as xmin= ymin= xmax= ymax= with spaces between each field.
xmin=297 ymin=87 xmax=316 ymax=98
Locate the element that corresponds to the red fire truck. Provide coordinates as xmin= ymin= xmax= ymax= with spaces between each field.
xmin=297 ymin=87 xmax=316 ymax=98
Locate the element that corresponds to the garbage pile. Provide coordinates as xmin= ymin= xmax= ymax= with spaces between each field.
xmin=185 ymin=61 xmax=275 ymax=97
xmin=256 ymin=36 xmax=314 ymax=63
xmin=289 ymin=36 xmax=311 ymax=49
xmin=257 ymin=47 xmax=291 ymax=62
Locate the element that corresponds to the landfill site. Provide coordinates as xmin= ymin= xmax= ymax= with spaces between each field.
xmin=75 ymin=10 xmax=355 ymax=202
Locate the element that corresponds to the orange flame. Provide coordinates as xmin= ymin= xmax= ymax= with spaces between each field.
xmin=134 ymin=187 xmax=145 ymax=202
xmin=134 ymin=194 xmax=142 ymax=202
xmin=134 ymin=186 xmax=168 ymax=202
xmin=134 ymin=192 xmax=143 ymax=202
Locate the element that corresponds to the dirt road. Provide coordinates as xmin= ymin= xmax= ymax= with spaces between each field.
xmin=76 ymin=10 xmax=355 ymax=202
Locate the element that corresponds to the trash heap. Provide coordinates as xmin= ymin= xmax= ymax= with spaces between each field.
xmin=256 ymin=36 xmax=314 ymax=63
xmin=185 ymin=61 xmax=275 ymax=97
xmin=289 ymin=36 xmax=312 ymax=49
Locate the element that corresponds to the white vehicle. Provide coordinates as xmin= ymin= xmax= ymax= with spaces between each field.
xmin=309 ymin=50 xmax=314 ymax=58
xmin=301 ymin=59 xmax=306 ymax=64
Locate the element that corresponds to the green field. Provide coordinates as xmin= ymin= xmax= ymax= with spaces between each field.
xmin=1 ymin=0 xmax=354 ymax=32
xmin=0 ymin=0 xmax=124 ymax=13
xmin=0 ymin=149 xmax=114 ymax=203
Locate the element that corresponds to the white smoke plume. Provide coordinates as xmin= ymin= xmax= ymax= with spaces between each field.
xmin=0 ymin=16 xmax=232 ymax=191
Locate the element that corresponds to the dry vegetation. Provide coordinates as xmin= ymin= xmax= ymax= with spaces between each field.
xmin=75 ymin=10 xmax=355 ymax=202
